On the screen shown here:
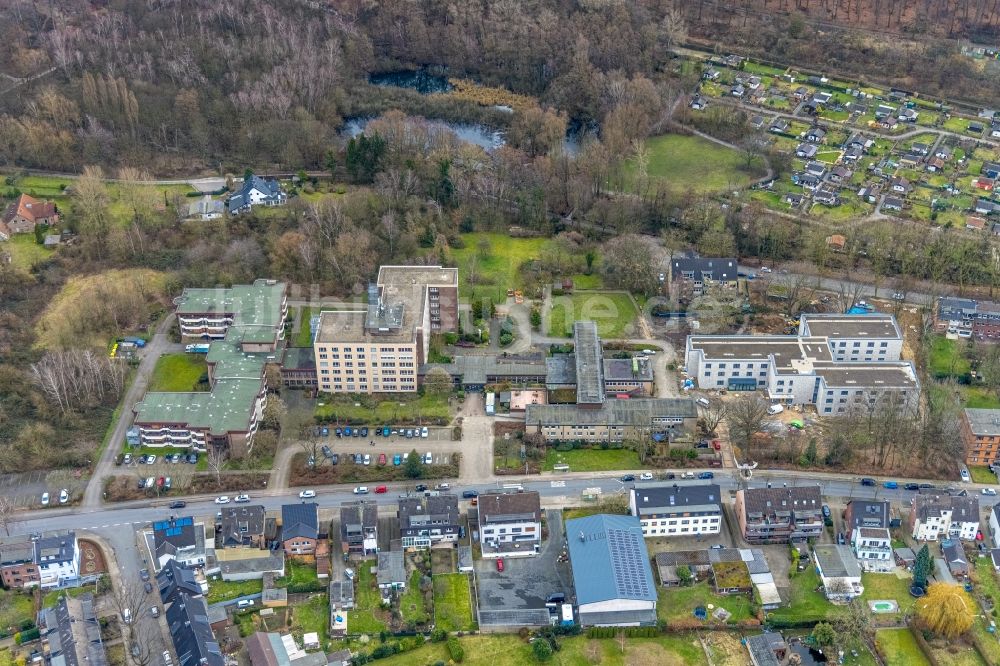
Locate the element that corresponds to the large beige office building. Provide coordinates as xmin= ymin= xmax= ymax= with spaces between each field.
xmin=313 ymin=266 xmax=458 ymax=394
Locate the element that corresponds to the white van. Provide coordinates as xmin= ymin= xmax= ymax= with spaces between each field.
xmin=122 ymin=608 xmax=132 ymax=624
xmin=696 ymin=397 xmax=711 ymax=408
xmin=237 ymin=599 xmax=254 ymax=609
xmin=766 ymin=404 xmax=785 ymax=415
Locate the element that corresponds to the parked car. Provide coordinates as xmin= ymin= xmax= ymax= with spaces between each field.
xmin=145 ymin=455 xmax=157 ymax=465
xmin=406 ymin=429 xmax=414 ymax=438
xmin=436 ymin=483 xmax=450 ymax=490
xmin=353 ymin=428 xmax=361 ymax=437
xmin=496 ymin=558 xmax=505 ymax=572
xmin=186 ymin=453 xmax=198 ymax=464
xmin=163 ymin=477 xmax=172 ymax=490
xmin=883 ymin=481 xmax=898 ymax=489
xmin=822 ymin=505 xmax=831 ymax=518
xmin=237 ymin=599 xmax=254 ymax=609
xmin=235 ymin=494 xmax=250 ymax=503
xmin=122 ymin=453 xmax=133 ymax=465
xmin=415 ymin=484 xmax=428 ymax=492
xmin=698 ymin=472 xmax=715 ymax=479
xmin=354 ymin=453 xmax=363 ymax=464
xmin=150 ymin=606 xmax=160 ymax=618
xmin=982 ymin=488 xmax=997 ymax=496
xmin=59 ymin=489 xmax=70 ymax=504
xmin=144 ymin=581 xmax=153 ymax=594
xmin=335 ymin=428 xmax=342 ymax=437
xmin=382 ymin=427 xmax=391 ymax=437
xmin=462 ymin=490 xmax=479 ymax=499
xmin=375 ymin=486 xmax=387 ymax=494
xmin=215 ymin=496 xmax=231 ymax=504
xmin=139 ymin=568 xmax=150 ymax=581
xmin=861 ymin=478 xmax=876 ymax=487
xmin=421 ymin=426 xmax=429 ymax=438
xmin=378 ymin=453 xmax=387 ymax=466
xmin=639 ymin=472 xmax=654 ymax=480
xmin=361 ymin=427 xmax=369 ymax=437
xmin=766 ymin=404 xmax=784 ymax=416
xmin=322 ymin=445 xmax=333 ymax=459
xmin=40 ymin=492 xmax=50 ymax=506
xmin=298 ymin=490 xmax=316 ymax=499
xmin=169 ymin=500 xmax=187 ymax=509
xmin=321 ymin=427 xmax=329 ymax=437
xmin=620 ymin=474 xmax=636 ymax=482
xmin=393 ymin=454 xmax=402 ymax=466
xmin=904 ymin=483 xmax=919 ymax=491
xmin=354 ymin=487 xmax=369 ymax=495
xmin=331 ymin=453 xmax=339 ymax=465
xmin=424 ymin=452 xmax=433 ymax=464
xmin=363 ymin=454 xmax=371 ymax=466
xmin=837 ymin=532 xmax=846 ymax=545
xmin=680 ymin=472 xmax=695 ymax=479
xmin=919 ymin=483 xmax=935 ymax=489
xmin=961 ymin=468 xmax=971 ymax=482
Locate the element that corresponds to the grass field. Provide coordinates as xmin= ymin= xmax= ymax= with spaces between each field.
xmin=543 ymin=447 xmax=640 ymax=472
xmin=277 ymin=559 xmax=321 ymax=590
xmin=876 ymin=628 xmax=931 ymax=666
xmin=962 ymin=386 xmax=1000 ymax=409
xmin=657 ymin=582 xmax=755 ymax=626
xmin=859 ymin=572 xmax=916 ymax=616
xmin=205 ymin=578 xmax=263 ymax=605
xmin=970 ymin=466 xmax=997 ymax=484
xmin=625 ymin=134 xmax=754 ymax=193
xmin=929 ymin=336 xmax=971 ymax=378
xmin=450 ymin=232 xmax=549 ymax=300
xmin=366 ymin=634 xmax=708 ymax=666
xmin=0 ymin=589 xmax=35 ymax=635
xmin=348 ymin=559 xmax=388 ymax=634
xmin=295 ymin=307 xmax=314 ymax=347
xmin=433 ymin=573 xmax=476 ymax=632
xmin=548 ymin=292 xmax=639 ymax=338
xmin=5 ymin=234 xmax=55 ymax=270
xmin=400 ymin=570 xmax=430 ymax=625
xmin=148 ymin=353 xmax=208 ymax=392
xmin=767 ymin=568 xmax=844 ymax=624
xmin=291 ymin=594 xmax=330 ymax=650
xmin=315 ymin=393 xmax=450 ymax=425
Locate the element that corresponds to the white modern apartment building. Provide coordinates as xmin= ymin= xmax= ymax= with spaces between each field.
xmin=911 ymin=494 xmax=980 ymax=542
xmin=684 ymin=314 xmax=918 ymax=415
xmin=479 ymin=491 xmax=542 ymax=558
xmin=34 ymin=533 xmax=80 ymax=589
xmin=851 ymin=527 xmax=893 ymax=572
xmin=628 ymin=482 xmax=722 ymax=537
xmin=313 ymin=266 xmax=458 ymax=394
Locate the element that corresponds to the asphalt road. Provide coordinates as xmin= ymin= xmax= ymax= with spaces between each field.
xmin=737 ymin=265 xmax=934 ymax=307
xmin=14 ymin=468 xmax=995 ymax=540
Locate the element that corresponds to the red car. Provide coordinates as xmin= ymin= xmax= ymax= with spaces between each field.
xmin=378 ymin=453 xmax=387 ymax=466
xmin=375 ymin=485 xmax=387 ymax=494
xmin=156 ymin=476 xmax=165 ymax=488
xmin=496 ymin=558 xmax=505 ymax=572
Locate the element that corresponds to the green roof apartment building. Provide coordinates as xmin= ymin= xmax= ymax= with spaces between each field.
xmin=132 ymin=279 xmax=287 ymax=457
xmin=313 ymin=266 xmax=458 ymax=393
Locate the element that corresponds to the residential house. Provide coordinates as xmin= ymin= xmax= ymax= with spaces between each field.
xmin=970 ymin=121 xmax=985 ymax=134
xmin=844 ymin=500 xmax=891 ymax=539
xmin=703 ymin=68 xmax=720 ymax=81
xmin=814 ymin=545 xmax=864 ymax=602
xmin=711 ymin=548 xmax=781 ymax=609
xmin=795 ymin=143 xmax=818 ymax=159
xmin=769 ymin=118 xmax=790 ymax=134
xmin=187 ymin=196 xmax=224 ymax=220
xmin=968 ymin=216 xmax=988 ymax=231
xmin=654 ymin=550 xmax=711 ymax=586
xmin=247 ymin=631 xmax=336 ymax=666
xmin=710 ymin=559 xmax=752 ymax=595
xmin=216 ymin=550 xmax=285 ymax=582
xmin=629 ymin=482 xmax=722 ymax=537
xmin=376 ymin=551 xmax=406 ymax=591
xmin=935 ymin=146 xmax=952 ymax=160
xmin=882 ymin=196 xmax=904 ymax=211
xmin=2 ymin=193 xmax=59 ymax=235
xmin=976 ymin=199 xmax=997 ymax=215
xmin=0 ymin=537 xmax=39 ymax=589
xmin=983 ymin=162 xmax=1000 ymax=180
xmin=989 ymin=505 xmax=1000 ymax=548
xmin=690 ymin=96 xmax=707 ymax=111
xmin=746 ymin=632 xmax=791 ymax=666
xmin=228 ymin=175 xmax=287 ymax=215
xmin=847 ymin=101 xmax=869 ymax=116
xmin=39 ymin=594 xmax=107 ymax=666
xmin=784 ymin=193 xmax=804 ymax=207
xmin=910 ymin=494 xmax=980 ymax=541
xmin=991 ymin=549 xmax=1000 ymax=572
xmin=890 ymin=177 xmax=912 ymax=194
xmin=911 ymin=142 xmax=931 ymax=156
xmin=731 ymin=83 xmax=746 ymax=98
xmin=812 ymin=91 xmax=832 ymax=105
xmin=805 ymin=127 xmax=826 ymax=143
xmin=218 ymin=505 xmax=267 ymax=549
xmin=851 ymin=528 xmax=893 ymax=572
xmin=794 ymin=173 xmax=821 ymax=191
xmin=340 ymin=501 xmax=378 ymax=557
xmin=281 ymin=503 xmax=319 ymax=556
xmin=152 ymin=517 xmax=209 ymax=570
xmin=166 ymin=591 xmax=225 ymax=666
xmin=747 ymin=75 xmax=762 ymax=90
xmin=734 ymin=486 xmax=824 ymax=544
xmin=942 ymin=540 xmax=969 ymax=580
xmin=813 ymin=188 xmax=840 ymax=206
xmin=750 ymin=115 xmax=765 ymax=130
xmin=843 ymin=144 xmax=864 ymax=162
xmin=157 ymin=559 xmax=209 ymax=606
xmin=829 ymin=166 xmax=852 ymax=183
xmin=398 ymin=494 xmax=461 ymax=549
xmin=34 ymin=532 xmax=80 ymax=589
xmin=898 ymin=108 xmax=919 ymax=123
xmin=875 ymin=104 xmax=896 ymax=119
xmin=826 ymin=234 xmax=846 ymax=251
xmin=669 ymin=257 xmax=739 ymax=297
xmin=479 ymin=491 xmax=542 ymax=558
xmin=793 ymin=86 xmax=809 ymax=99
xmin=804 ymin=161 xmax=827 ymax=178
xmin=975 ymin=177 xmax=995 ymax=191
xmin=899 ymin=152 xmax=922 ymax=168
xmin=566 ymin=514 xmax=657 ymax=627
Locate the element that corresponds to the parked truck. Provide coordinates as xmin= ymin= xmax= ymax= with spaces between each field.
xmin=122 ymin=337 xmax=147 ymax=348
xmin=185 ymin=343 xmax=211 ymax=353
xmin=560 ymin=604 xmax=574 ymax=626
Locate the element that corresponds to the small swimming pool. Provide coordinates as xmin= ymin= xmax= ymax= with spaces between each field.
xmin=869 ymin=600 xmax=898 ymax=613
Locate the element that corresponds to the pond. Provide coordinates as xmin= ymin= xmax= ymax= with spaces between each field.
xmin=343 ymin=117 xmax=504 ymax=152
xmin=369 ymin=70 xmax=453 ymax=94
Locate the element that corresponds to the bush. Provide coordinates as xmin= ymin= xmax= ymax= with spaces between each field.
xmin=446 ymin=636 xmax=464 ymax=663
xmin=532 ymin=639 xmax=553 ymax=662
xmin=14 ymin=628 xmax=39 ymax=644
xmin=431 ymin=629 xmax=447 ymax=642
xmin=371 ymin=643 xmax=399 ymax=659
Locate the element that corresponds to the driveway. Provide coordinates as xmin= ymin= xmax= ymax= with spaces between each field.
xmin=475 ymin=509 xmax=573 ymax=626
xmin=83 ymin=314 xmax=179 ymax=508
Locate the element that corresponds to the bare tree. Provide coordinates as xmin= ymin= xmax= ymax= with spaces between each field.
xmin=110 ymin=577 xmax=156 ymax=666
xmin=298 ymin=431 xmax=321 ymax=468
xmin=0 ymin=495 xmax=16 ymax=536
xmin=771 ymin=273 xmax=816 ymax=317
xmin=726 ymin=396 xmax=770 ymax=453
xmin=206 ymin=446 xmax=226 ymax=487
xmin=701 ymin=403 xmax=728 ymax=436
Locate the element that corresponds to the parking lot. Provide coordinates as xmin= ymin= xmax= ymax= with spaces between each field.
xmin=474 ymin=509 xmax=575 ymax=627
xmin=0 ymin=470 xmax=84 ymax=508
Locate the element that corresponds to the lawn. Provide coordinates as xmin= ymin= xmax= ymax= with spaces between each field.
xmin=570 ymin=272 xmax=604 ymax=289
xmin=291 ymin=594 xmax=329 ymax=649
xmin=399 ymin=570 xmax=430 ymax=625
xmin=6 ymin=234 xmax=55 ymax=270
xmin=624 ymin=134 xmax=755 ymax=194
xmin=433 ymin=573 xmax=476 ymax=632
xmin=347 ymin=559 xmax=388 ymax=635
xmin=295 ymin=307 xmax=314 ymax=347
xmin=969 ymin=466 xmax=997 ymax=484
xmin=876 ymin=628 xmax=931 ymax=666
xmin=450 ymin=232 xmax=550 ymax=300
xmin=859 ymin=571 xmax=916 ymax=615
xmin=277 ymin=559 xmax=322 ymax=591
xmin=767 ymin=568 xmax=844 ymax=625
xmin=961 ymin=386 xmax=1000 ymax=409
xmin=365 ymin=634 xmax=708 ymax=666
xmin=40 ymin=584 xmax=91 ymax=610
xmin=148 ymin=353 xmax=208 ymax=392
xmin=205 ymin=578 xmax=263 ymax=605
xmin=315 ymin=392 xmax=450 ymax=425
xmin=929 ymin=336 xmax=971 ymax=378
xmin=657 ymin=582 xmax=755 ymax=626
xmin=543 ymin=447 xmax=640 ymax=472
xmin=547 ymin=292 xmax=639 ymax=338
xmin=0 ymin=589 xmax=35 ymax=636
